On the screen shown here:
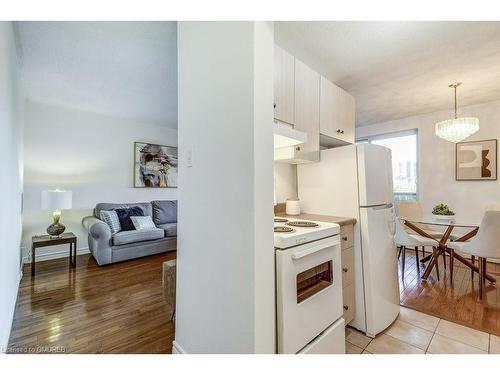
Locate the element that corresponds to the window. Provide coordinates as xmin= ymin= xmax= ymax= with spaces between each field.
xmin=357 ymin=130 xmax=418 ymax=201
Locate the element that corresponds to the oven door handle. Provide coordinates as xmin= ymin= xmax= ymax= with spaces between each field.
xmin=291 ymin=245 xmax=329 ymax=260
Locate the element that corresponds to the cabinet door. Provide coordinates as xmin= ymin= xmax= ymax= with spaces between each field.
xmin=320 ymin=77 xmax=356 ymax=144
xmin=294 ymin=58 xmax=320 ymax=155
xmin=274 ymin=45 xmax=295 ymax=125
xmin=339 ymin=89 xmax=355 ymax=144
xmin=320 ymin=76 xmax=336 ymax=138
xmin=342 ymin=284 xmax=355 ymax=325
xmin=341 ymin=247 xmax=354 ymax=288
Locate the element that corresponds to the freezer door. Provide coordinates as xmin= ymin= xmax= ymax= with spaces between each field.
xmin=359 ymin=205 xmax=400 ymax=337
xmin=357 ymin=143 xmax=393 ymax=207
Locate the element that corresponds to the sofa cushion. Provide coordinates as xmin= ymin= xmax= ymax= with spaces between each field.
xmin=152 ymin=200 xmax=177 ymax=225
xmin=112 ymin=228 xmax=164 ymax=246
xmin=115 ymin=206 xmax=144 ymax=231
xmin=95 ymin=202 xmax=153 ymax=219
xmin=156 ymin=222 xmax=177 ymax=237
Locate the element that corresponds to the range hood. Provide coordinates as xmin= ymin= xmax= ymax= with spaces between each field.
xmin=274 ymin=121 xmax=319 ymax=163
xmin=273 ymin=121 xmax=307 ymax=148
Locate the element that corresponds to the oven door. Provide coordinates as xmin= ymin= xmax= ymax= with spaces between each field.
xmin=276 ymin=235 xmax=342 ymax=354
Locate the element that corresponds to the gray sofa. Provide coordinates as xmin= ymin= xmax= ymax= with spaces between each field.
xmin=82 ymin=200 xmax=177 ymax=265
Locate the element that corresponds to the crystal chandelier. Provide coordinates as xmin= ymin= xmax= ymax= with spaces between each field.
xmin=435 ymin=83 xmax=479 ymax=143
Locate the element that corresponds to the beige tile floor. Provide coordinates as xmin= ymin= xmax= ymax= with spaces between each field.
xmin=346 ymin=306 xmax=500 ymax=354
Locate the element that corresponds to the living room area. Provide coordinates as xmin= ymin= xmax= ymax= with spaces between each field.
xmin=1 ymin=21 xmax=179 ymax=353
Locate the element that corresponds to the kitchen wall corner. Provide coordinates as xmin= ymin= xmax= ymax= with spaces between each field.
xmin=274 ymin=162 xmax=298 ymax=203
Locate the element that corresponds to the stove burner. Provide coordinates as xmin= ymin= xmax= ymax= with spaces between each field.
xmin=274 ymin=226 xmax=295 ymax=233
xmin=274 ymin=217 xmax=289 ymax=223
xmin=286 ymin=221 xmax=319 ymax=228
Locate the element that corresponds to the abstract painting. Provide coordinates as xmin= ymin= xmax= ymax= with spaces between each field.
xmin=456 ymin=139 xmax=497 ymax=181
xmin=134 ymin=142 xmax=178 ymax=188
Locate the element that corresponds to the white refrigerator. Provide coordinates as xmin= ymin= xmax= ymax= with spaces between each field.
xmin=297 ymin=143 xmax=400 ymax=337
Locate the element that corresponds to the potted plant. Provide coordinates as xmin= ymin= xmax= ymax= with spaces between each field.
xmin=432 ymin=203 xmax=455 ymax=221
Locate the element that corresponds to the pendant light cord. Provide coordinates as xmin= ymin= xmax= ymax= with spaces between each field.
xmin=449 ymin=82 xmax=461 ymax=119
xmin=454 ymin=85 xmax=457 ymax=119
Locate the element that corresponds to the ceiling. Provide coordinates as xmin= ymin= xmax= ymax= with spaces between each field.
xmin=15 ymin=21 xmax=177 ymax=127
xmin=275 ymin=22 xmax=500 ymax=127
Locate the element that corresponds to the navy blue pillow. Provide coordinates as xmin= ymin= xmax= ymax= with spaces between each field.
xmin=115 ymin=206 xmax=145 ymax=231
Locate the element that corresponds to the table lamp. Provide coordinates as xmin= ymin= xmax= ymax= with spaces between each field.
xmin=41 ymin=189 xmax=72 ymax=238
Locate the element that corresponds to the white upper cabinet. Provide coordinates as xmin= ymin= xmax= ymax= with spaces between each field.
xmin=294 ymin=58 xmax=320 ymax=158
xmin=320 ymin=76 xmax=356 ymax=145
xmin=274 ymin=45 xmax=295 ymax=125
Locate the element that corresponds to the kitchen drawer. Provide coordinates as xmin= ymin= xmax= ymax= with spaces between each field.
xmin=341 ymin=247 xmax=354 ymax=288
xmin=342 ymin=284 xmax=355 ymax=325
xmin=340 ymin=224 xmax=354 ymax=250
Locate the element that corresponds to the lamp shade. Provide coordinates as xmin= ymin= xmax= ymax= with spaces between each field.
xmin=41 ymin=190 xmax=72 ymax=210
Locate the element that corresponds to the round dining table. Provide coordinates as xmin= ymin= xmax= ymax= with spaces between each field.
xmin=398 ymin=215 xmax=496 ymax=283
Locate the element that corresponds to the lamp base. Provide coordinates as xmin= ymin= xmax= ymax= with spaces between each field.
xmin=47 ymin=222 xmax=66 ymax=238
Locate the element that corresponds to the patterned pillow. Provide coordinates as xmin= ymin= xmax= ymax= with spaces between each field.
xmin=100 ymin=210 xmax=121 ymax=234
xmin=130 ymin=216 xmax=157 ymax=230
xmin=115 ymin=206 xmax=144 ymax=231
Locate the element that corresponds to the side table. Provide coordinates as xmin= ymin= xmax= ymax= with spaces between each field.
xmin=31 ymin=232 xmax=77 ymax=276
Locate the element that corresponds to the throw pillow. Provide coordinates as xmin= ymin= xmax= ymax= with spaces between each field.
xmin=115 ymin=206 xmax=145 ymax=231
xmin=131 ymin=216 xmax=157 ymax=230
xmin=151 ymin=200 xmax=177 ymax=225
xmin=100 ymin=210 xmax=121 ymax=234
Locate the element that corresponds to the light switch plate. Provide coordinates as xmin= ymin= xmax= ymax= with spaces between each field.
xmin=186 ymin=149 xmax=193 ymax=168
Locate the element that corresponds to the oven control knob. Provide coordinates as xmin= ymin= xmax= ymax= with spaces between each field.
xmin=342 ymin=267 xmax=348 ymax=273
xmin=342 ymin=236 xmax=348 ymax=241
xmin=343 ymin=305 xmax=349 ymax=311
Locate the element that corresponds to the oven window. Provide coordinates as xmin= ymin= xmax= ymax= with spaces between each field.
xmin=296 ymin=261 xmax=333 ymax=303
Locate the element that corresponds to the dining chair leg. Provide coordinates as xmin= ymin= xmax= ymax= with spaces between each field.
xmin=478 ymin=257 xmax=484 ymax=300
xmin=397 ymin=246 xmax=402 ymax=260
xmin=401 ymin=246 xmax=406 ymax=278
xmin=422 ymin=246 xmax=425 ymax=258
xmin=449 ymin=249 xmax=454 ymax=284
xmin=442 ymin=250 xmax=446 ymax=270
xmin=471 ymin=255 xmax=475 ymax=281
xmin=434 ymin=247 xmax=440 ymax=281
xmin=414 ymin=246 xmax=420 ymax=274
xmin=482 ymin=258 xmax=487 ymax=287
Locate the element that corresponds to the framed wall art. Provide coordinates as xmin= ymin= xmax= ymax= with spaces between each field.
xmin=456 ymin=139 xmax=497 ymax=181
xmin=134 ymin=142 xmax=178 ymax=188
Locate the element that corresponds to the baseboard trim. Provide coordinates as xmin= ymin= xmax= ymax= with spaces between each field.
xmin=23 ymin=247 xmax=90 ymax=264
xmin=172 ymin=340 xmax=186 ymax=354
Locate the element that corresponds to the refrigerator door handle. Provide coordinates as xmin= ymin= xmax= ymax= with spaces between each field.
xmin=370 ymin=203 xmax=393 ymax=210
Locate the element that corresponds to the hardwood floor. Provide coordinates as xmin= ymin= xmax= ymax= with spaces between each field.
xmin=8 ymin=252 xmax=176 ymax=354
xmin=399 ymin=249 xmax=500 ymax=336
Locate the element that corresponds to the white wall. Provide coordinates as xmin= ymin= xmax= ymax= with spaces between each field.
xmin=175 ymin=21 xmax=275 ymax=354
xmin=0 ymin=22 xmax=24 ymax=352
xmin=22 ymin=100 xmax=177 ymax=261
xmin=274 ymin=162 xmax=297 ymax=204
xmin=357 ymin=100 xmax=500 ymax=221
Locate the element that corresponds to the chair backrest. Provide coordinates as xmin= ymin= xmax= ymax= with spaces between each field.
xmin=469 ymin=210 xmax=500 ymax=259
xmin=396 ymin=201 xmax=423 ymax=218
xmin=394 ymin=215 xmax=412 ymax=246
xmin=397 ymin=201 xmax=437 ymax=232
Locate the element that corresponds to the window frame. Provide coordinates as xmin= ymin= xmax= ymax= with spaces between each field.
xmin=356 ymin=128 xmax=420 ymax=201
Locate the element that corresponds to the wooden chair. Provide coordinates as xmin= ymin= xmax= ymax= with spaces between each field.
xmin=395 ymin=217 xmax=439 ymax=279
xmin=447 ymin=211 xmax=500 ymax=299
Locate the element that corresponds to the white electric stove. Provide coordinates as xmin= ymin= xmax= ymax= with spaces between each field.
xmin=274 ymin=217 xmax=345 ymax=354
xmin=274 ymin=217 xmax=340 ymax=249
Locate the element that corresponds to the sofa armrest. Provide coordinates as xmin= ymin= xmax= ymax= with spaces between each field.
xmin=82 ymin=216 xmax=112 ymax=265
xmin=82 ymin=216 xmax=111 ymax=239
